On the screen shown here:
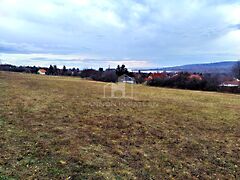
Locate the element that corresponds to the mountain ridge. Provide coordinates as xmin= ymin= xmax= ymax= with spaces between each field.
xmin=137 ymin=61 xmax=238 ymax=74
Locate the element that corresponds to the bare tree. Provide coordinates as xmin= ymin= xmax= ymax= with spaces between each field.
xmin=232 ymin=61 xmax=240 ymax=79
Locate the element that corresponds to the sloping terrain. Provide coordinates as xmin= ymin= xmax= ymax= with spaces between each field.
xmin=0 ymin=72 xmax=240 ymax=179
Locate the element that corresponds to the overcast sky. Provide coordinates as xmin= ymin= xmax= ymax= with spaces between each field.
xmin=0 ymin=0 xmax=240 ymax=69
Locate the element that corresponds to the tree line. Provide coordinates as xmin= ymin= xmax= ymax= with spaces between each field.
xmin=1 ymin=61 xmax=240 ymax=93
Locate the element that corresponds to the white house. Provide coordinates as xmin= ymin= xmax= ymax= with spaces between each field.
xmin=219 ymin=79 xmax=240 ymax=87
xmin=118 ymin=74 xmax=136 ymax=84
xmin=37 ymin=69 xmax=47 ymax=75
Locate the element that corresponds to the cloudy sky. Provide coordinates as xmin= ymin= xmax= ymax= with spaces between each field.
xmin=0 ymin=0 xmax=240 ymax=69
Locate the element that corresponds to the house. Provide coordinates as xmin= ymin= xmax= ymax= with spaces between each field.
xmin=147 ymin=72 xmax=169 ymax=81
xmin=219 ymin=79 xmax=240 ymax=93
xmin=219 ymin=79 xmax=240 ymax=87
xmin=37 ymin=69 xmax=47 ymax=75
xmin=118 ymin=74 xmax=136 ymax=84
xmin=188 ymin=74 xmax=203 ymax=81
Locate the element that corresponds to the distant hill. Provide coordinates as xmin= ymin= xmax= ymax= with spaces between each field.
xmin=138 ymin=61 xmax=237 ymax=74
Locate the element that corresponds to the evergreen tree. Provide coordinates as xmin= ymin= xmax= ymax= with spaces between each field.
xmin=116 ymin=64 xmax=129 ymax=76
xmin=62 ymin=65 xmax=67 ymax=75
xmin=53 ymin=65 xmax=58 ymax=75
xmin=232 ymin=61 xmax=240 ymax=79
xmin=47 ymin=65 xmax=54 ymax=75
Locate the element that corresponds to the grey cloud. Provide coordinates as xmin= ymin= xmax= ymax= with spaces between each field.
xmin=0 ymin=0 xmax=240 ymax=68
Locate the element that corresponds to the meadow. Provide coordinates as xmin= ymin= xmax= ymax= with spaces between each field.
xmin=0 ymin=71 xmax=240 ymax=179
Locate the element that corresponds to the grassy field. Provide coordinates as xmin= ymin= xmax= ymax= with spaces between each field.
xmin=0 ymin=71 xmax=240 ymax=179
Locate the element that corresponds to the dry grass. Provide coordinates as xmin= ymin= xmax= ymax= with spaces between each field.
xmin=0 ymin=71 xmax=240 ymax=179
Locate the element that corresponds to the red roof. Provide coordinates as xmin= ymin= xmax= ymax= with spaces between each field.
xmin=38 ymin=69 xmax=47 ymax=73
xmin=189 ymin=74 xmax=203 ymax=81
xmin=148 ymin=73 xmax=168 ymax=80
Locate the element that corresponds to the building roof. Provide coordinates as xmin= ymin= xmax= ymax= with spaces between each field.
xmin=189 ymin=74 xmax=203 ymax=81
xmin=38 ymin=69 xmax=47 ymax=73
xmin=118 ymin=74 xmax=135 ymax=83
xmin=219 ymin=79 xmax=240 ymax=87
xmin=148 ymin=72 xmax=168 ymax=80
